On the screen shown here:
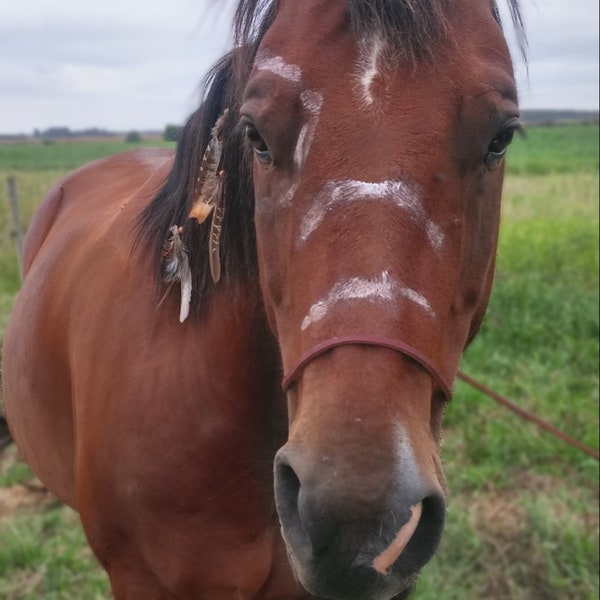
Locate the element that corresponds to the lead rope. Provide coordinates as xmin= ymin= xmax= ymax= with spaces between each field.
xmin=457 ymin=371 xmax=599 ymax=461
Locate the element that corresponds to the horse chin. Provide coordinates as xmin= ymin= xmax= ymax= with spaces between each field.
xmin=283 ymin=535 xmax=419 ymax=600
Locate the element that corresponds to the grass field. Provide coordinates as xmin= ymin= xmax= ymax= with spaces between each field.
xmin=0 ymin=125 xmax=598 ymax=599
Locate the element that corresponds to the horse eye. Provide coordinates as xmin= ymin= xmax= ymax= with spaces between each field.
xmin=243 ymin=122 xmax=273 ymax=165
xmin=484 ymin=119 xmax=522 ymax=170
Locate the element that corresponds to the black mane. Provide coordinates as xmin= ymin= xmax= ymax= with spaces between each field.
xmin=138 ymin=0 xmax=525 ymax=317
xmin=138 ymin=50 xmax=259 ymax=313
xmin=235 ymin=0 xmax=525 ymax=61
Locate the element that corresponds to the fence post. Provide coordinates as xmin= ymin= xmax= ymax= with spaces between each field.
xmin=6 ymin=175 xmax=24 ymax=280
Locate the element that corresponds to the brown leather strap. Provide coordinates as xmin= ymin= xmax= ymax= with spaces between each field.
xmin=282 ymin=334 xmax=452 ymax=399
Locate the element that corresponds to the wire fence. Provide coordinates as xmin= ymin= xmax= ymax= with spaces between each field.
xmin=5 ymin=176 xmax=23 ymax=279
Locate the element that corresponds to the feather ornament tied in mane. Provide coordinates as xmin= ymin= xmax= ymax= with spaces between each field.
xmin=163 ymin=225 xmax=192 ymax=323
xmin=162 ymin=110 xmax=228 ymax=323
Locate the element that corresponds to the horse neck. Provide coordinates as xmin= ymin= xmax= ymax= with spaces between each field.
xmin=201 ymin=279 xmax=288 ymax=454
xmin=204 ymin=279 xmax=283 ymax=397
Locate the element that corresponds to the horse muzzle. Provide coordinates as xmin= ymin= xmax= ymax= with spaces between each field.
xmin=274 ymin=445 xmax=446 ymax=600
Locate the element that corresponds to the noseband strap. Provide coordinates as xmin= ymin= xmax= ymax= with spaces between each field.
xmin=281 ymin=335 xmax=452 ymax=400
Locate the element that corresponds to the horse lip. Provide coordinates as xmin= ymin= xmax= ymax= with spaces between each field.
xmin=282 ymin=540 xmax=419 ymax=600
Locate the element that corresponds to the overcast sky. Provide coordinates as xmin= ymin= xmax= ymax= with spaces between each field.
xmin=0 ymin=0 xmax=598 ymax=134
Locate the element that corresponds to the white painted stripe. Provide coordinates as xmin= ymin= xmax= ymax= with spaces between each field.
xmin=294 ymin=123 xmax=310 ymax=169
xmin=301 ymin=270 xmax=434 ymax=331
xmin=399 ymin=287 xmax=435 ymax=315
xmin=279 ymin=182 xmax=298 ymax=207
xmin=301 ymin=89 xmax=324 ymax=116
xmin=426 ymin=221 xmax=445 ymax=250
xmin=294 ymin=91 xmax=323 ymax=170
xmin=254 ymin=53 xmax=303 ymax=82
xmin=299 ymin=179 xmax=424 ymax=243
xmin=358 ymin=35 xmax=385 ymax=106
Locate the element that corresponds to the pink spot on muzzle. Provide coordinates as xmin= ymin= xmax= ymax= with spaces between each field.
xmin=372 ymin=502 xmax=423 ymax=575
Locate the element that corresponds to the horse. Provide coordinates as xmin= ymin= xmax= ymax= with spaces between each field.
xmin=2 ymin=1 xmax=524 ymax=598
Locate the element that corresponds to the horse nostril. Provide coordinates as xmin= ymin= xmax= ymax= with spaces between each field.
xmin=403 ymin=494 xmax=446 ymax=572
xmin=370 ymin=492 xmax=445 ymax=576
xmin=275 ymin=462 xmax=301 ymax=520
xmin=275 ymin=453 xmax=341 ymax=558
xmin=274 ymin=456 xmax=308 ymax=553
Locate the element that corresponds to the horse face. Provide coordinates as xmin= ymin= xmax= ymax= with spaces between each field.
xmin=240 ymin=1 xmax=518 ymax=597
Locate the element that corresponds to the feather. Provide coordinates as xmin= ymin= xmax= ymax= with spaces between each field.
xmin=209 ymin=192 xmax=225 ymax=283
xmin=163 ymin=225 xmax=192 ymax=323
xmin=188 ymin=109 xmax=228 ymax=224
xmin=178 ymin=253 xmax=192 ymax=323
xmin=159 ymin=110 xmax=229 ymax=321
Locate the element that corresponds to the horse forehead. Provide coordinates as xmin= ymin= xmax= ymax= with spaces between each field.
xmin=257 ymin=0 xmax=358 ymax=86
xmin=267 ymin=0 xmax=350 ymax=49
xmin=250 ymin=1 xmax=516 ymax=185
xmin=256 ymin=1 xmax=512 ymax=128
xmin=262 ymin=0 xmax=507 ymax=76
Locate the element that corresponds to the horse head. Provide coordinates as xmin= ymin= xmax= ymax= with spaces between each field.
xmin=142 ymin=1 xmax=522 ymax=597
xmin=236 ymin=1 xmax=521 ymax=598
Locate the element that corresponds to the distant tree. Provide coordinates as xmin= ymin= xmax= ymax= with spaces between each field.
xmin=42 ymin=126 xmax=71 ymax=139
xmin=125 ymin=131 xmax=142 ymax=143
xmin=164 ymin=124 xmax=183 ymax=142
xmin=83 ymin=127 xmax=113 ymax=138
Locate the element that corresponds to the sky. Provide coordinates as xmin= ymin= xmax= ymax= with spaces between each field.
xmin=0 ymin=0 xmax=598 ymax=135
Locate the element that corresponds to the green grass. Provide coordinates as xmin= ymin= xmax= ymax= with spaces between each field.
xmin=0 ymin=508 xmax=110 ymax=599
xmin=1 ymin=125 xmax=598 ymax=598
xmin=506 ymin=124 xmax=599 ymax=175
xmin=415 ymin=485 xmax=599 ymax=599
xmin=0 ymin=461 xmax=31 ymax=488
xmin=0 ymin=138 xmax=174 ymax=171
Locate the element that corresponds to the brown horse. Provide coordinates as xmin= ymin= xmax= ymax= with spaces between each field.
xmin=2 ymin=1 xmax=524 ymax=598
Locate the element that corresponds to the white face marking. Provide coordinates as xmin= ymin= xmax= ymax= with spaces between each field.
xmin=299 ymin=179 xmax=424 ymax=243
xmin=254 ymin=53 xmax=303 ymax=82
xmin=399 ymin=287 xmax=435 ymax=315
xmin=294 ymin=90 xmax=323 ymax=171
xmin=358 ymin=35 xmax=385 ymax=106
xmin=426 ymin=221 xmax=445 ymax=250
xmin=301 ymin=89 xmax=323 ymax=116
xmin=294 ymin=124 xmax=310 ymax=169
xmin=298 ymin=178 xmax=446 ymax=251
xmin=301 ymin=270 xmax=435 ymax=331
xmin=394 ymin=423 xmax=424 ymax=491
xmin=279 ymin=182 xmax=299 ymax=207
xmin=374 ymin=423 xmax=427 ymax=573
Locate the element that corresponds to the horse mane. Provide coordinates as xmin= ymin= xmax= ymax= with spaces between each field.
xmin=138 ymin=50 xmax=257 ymax=314
xmin=235 ymin=0 xmax=525 ymax=61
xmin=138 ymin=0 xmax=525 ymax=317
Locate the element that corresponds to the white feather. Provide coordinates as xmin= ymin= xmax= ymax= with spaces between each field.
xmin=178 ymin=251 xmax=192 ymax=323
